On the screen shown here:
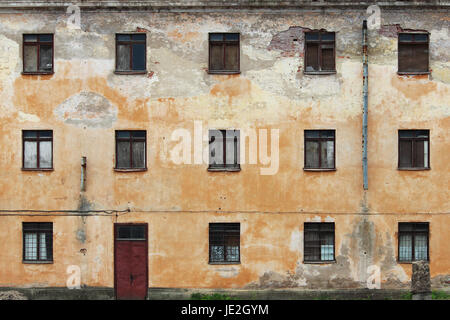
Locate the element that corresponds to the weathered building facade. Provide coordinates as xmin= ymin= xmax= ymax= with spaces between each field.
xmin=0 ymin=1 xmax=448 ymax=299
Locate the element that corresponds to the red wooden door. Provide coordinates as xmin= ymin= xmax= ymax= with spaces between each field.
xmin=114 ymin=224 xmax=148 ymax=300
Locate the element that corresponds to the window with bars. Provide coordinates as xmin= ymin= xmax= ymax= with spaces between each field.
xmin=23 ymin=34 xmax=54 ymax=74
xmin=209 ymin=223 xmax=240 ymax=264
xmin=208 ymin=130 xmax=240 ymax=171
xmin=398 ymin=130 xmax=429 ymax=169
xmin=304 ymin=31 xmax=336 ymax=73
xmin=23 ymin=222 xmax=53 ymax=262
xmin=398 ymin=33 xmax=429 ymax=74
xmin=116 ymin=225 xmax=146 ymax=241
xmin=398 ymin=223 xmax=429 ymax=262
xmin=304 ymin=223 xmax=335 ymax=262
xmin=208 ymin=33 xmax=240 ymax=74
xmin=115 ymin=131 xmax=146 ymax=170
xmin=115 ymin=34 xmax=147 ymax=73
xmin=22 ymin=130 xmax=53 ymax=170
xmin=304 ymin=130 xmax=335 ymax=170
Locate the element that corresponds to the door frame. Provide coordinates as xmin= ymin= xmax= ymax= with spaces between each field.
xmin=114 ymin=223 xmax=148 ymax=300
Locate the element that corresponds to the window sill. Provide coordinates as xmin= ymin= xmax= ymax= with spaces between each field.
xmin=114 ymin=168 xmax=147 ymax=172
xmin=397 ymin=71 xmax=430 ymax=76
xmin=23 ymin=260 xmax=53 ymax=264
xmin=397 ymin=260 xmax=429 ymax=264
xmin=22 ymin=71 xmax=54 ymax=75
xmin=21 ymin=168 xmax=54 ymax=172
xmin=303 ymin=168 xmax=336 ymax=172
xmin=207 ymin=70 xmax=241 ymax=75
xmin=303 ymin=260 xmax=336 ymax=264
xmin=114 ymin=70 xmax=148 ymax=75
xmin=208 ymin=167 xmax=241 ymax=172
xmin=209 ymin=261 xmax=241 ymax=265
xmin=397 ymin=167 xmax=430 ymax=171
xmin=304 ymin=71 xmax=336 ymax=75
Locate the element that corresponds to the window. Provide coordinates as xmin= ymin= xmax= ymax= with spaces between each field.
xmin=304 ymin=222 xmax=335 ymax=262
xmin=398 ymin=223 xmax=429 ymax=262
xmin=116 ymin=225 xmax=146 ymax=241
xmin=208 ymin=130 xmax=240 ymax=171
xmin=23 ymin=34 xmax=54 ymax=74
xmin=398 ymin=33 xmax=429 ymax=74
xmin=209 ymin=223 xmax=240 ymax=264
xmin=22 ymin=130 xmax=53 ymax=170
xmin=115 ymin=34 xmax=147 ymax=73
xmin=208 ymin=33 xmax=240 ymax=74
xmin=23 ymin=222 xmax=53 ymax=263
xmin=398 ymin=130 xmax=429 ymax=170
xmin=115 ymin=131 xmax=146 ymax=170
xmin=304 ymin=31 xmax=335 ymax=73
xmin=304 ymin=130 xmax=335 ymax=170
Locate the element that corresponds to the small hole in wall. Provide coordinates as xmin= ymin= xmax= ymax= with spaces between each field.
xmin=364 ymin=251 xmax=367 ymax=255
xmin=293 ymin=39 xmax=298 ymax=41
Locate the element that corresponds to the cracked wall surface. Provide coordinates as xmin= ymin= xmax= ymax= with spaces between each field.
xmin=0 ymin=5 xmax=448 ymax=290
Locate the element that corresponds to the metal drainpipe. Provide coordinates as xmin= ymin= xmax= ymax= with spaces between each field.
xmin=362 ymin=20 xmax=369 ymax=190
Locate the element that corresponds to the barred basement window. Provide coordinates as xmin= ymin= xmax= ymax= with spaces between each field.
xmin=304 ymin=31 xmax=336 ymax=73
xmin=304 ymin=130 xmax=335 ymax=170
xmin=398 ymin=130 xmax=429 ymax=170
xmin=398 ymin=223 xmax=429 ymax=262
xmin=22 ymin=130 xmax=53 ymax=170
xmin=398 ymin=33 xmax=429 ymax=74
xmin=209 ymin=223 xmax=240 ymax=264
xmin=208 ymin=130 xmax=240 ymax=171
xmin=23 ymin=222 xmax=53 ymax=263
xmin=23 ymin=34 xmax=54 ymax=74
xmin=115 ymin=131 xmax=146 ymax=170
xmin=208 ymin=33 xmax=240 ymax=74
xmin=304 ymin=223 xmax=335 ymax=262
xmin=115 ymin=34 xmax=147 ymax=73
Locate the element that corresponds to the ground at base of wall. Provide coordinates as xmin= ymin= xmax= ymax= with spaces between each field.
xmin=0 ymin=287 xmax=449 ymax=300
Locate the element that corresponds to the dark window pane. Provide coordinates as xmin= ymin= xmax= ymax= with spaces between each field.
xmin=414 ymin=43 xmax=429 ymax=72
xmin=24 ymin=45 xmax=38 ymax=72
xmin=132 ymin=34 xmax=146 ymax=41
xmin=305 ymin=32 xmax=319 ymax=41
xmin=225 ymin=44 xmax=239 ymax=71
xmin=399 ymin=130 xmax=415 ymax=138
xmin=131 ymin=226 xmax=146 ymax=239
xmin=415 ymin=140 xmax=425 ymax=167
xmin=320 ymin=140 xmax=334 ymax=168
xmin=39 ymin=34 xmax=53 ymax=42
xmin=117 ymin=44 xmax=130 ymax=71
xmin=399 ymin=223 xmax=413 ymax=232
xmin=24 ymin=35 xmax=37 ymax=42
xmin=399 ymin=140 xmax=412 ymax=167
xmin=210 ymin=44 xmax=224 ymax=71
xmin=117 ymin=131 xmax=130 ymax=138
xmin=305 ymin=43 xmax=319 ymax=72
xmin=210 ymin=34 xmax=223 ymax=41
xmin=399 ymin=33 xmax=414 ymax=42
xmin=23 ymin=131 xmax=37 ymax=138
xmin=321 ymin=33 xmax=335 ymax=41
xmin=321 ymin=47 xmax=335 ymax=70
xmin=225 ymin=33 xmax=239 ymax=41
xmin=117 ymin=34 xmax=131 ymax=41
xmin=39 ymin=130 xmax=52 ymax=138
xmin=415 ymin=130 xmax=429 ymax=138
xmin=132 ymin=131 xmax=146 ymax=138
xmin=132 ymin=141 xmax=145 ymax=168
xmin=132 ymin=43 xmax=146 ymax=71
xmin=39 ymin=45 xmax=53 ymax=71
xmin=305 ymin=141 xmax=319 ymax=168
xmin=117 ymin=226 xmax=131 ymax=239
xmin=305 ymin=130 xmax=319 ymax=138
xmin=414 ymin=34 xmax=428 ymax=42
xmin=117 ymin=141 xmax=130 ymax=168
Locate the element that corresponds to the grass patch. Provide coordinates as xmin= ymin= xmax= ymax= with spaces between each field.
xmin=400 ymin=292 xmax=413 ymax=300
xmin=191 ymin=293 xmax=237 ymax=300
xmin=432 ymin=291 xmax=450 ymax=300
